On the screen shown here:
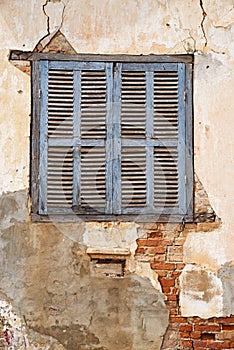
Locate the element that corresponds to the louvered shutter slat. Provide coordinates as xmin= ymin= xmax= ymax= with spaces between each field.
xmin=121 ymin=71 xmax=146 ymax=139
xmin=81 ymin=71 xmax=106 ymax=139
xmin=80 ymin=147 xmax=106 ymax=212
xmin=48 ymin=70 xmax=74 ymax=138
xmin=121 ymin=147 xmax=146 ymax=208
xmin=45 ymin=68 xmax=74 ymax=212
xmin=47 ymin=147 xmax=73 ymax=208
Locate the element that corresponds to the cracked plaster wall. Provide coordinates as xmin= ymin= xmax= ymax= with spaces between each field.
xmin=0 ymin=0 xmax=234 ymax=348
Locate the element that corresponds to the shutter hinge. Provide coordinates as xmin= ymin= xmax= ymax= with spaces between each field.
xmin=185 ymin=175 xmax=187 ymax=184
xmin=184 ymin=91 xmax=187 ymax=101
xmin=39 ymin=89 xmax=41 ymax=99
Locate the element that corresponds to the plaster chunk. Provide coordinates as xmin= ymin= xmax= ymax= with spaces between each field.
xmin=184 ymin=230 xmax=234 ymax=271
xmin=180 ymin=265 xmax=223 ymax=318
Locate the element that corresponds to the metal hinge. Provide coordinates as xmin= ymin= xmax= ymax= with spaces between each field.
xmin=184 ymin=91 xmax=187 ymax=101
xmin=39 ymin=89 xmax=41 ymax=99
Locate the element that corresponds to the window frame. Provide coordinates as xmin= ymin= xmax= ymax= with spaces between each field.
xmin=29 ymin=53 xmax=193 ymax=223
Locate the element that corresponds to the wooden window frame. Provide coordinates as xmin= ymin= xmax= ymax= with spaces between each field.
xmin=23 ymin=53 xmax=194 ymax=223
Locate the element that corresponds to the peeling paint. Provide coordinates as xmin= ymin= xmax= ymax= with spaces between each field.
xmin=180 ymin=265 xmax=223 ymax=318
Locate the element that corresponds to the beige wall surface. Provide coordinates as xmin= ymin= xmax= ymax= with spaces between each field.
xmin=0 ymin=1 xmax=233 ymax=348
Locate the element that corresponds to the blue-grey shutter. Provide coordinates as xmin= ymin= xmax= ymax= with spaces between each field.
xmin=120 ymin=63 xmax=190 ymax=218
xmin=38 ymin=60 xmax=192 ymax=220
xmin=39 ymin=61 xmax=109 ymax=214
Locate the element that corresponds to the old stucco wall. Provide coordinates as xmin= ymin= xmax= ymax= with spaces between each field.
xmin=0 ymin=0 xmax=233 ymax=349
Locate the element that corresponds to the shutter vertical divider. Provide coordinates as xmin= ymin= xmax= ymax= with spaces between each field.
xmin=185 ymin=63 xmax=194 ymax=218
xmin=31 ymin=60 xmax=40 ymax=214
xmin=145 ymin=70 xmax=154 ymax=209
xmin=112 ymin=63 xmax=122 ymax=214
xmin=39 ymin=60 xmax=49 ymax=214
xmin=105 ymin=63 xmax=114 ymax=213
xmin=177 ymin=63 xmax=186 ymax=214
xmin=73 ymin=70 xmax=81 ymax=207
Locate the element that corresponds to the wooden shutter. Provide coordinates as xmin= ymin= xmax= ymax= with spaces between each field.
xmin=120 ymin=63 xmax=189 ymax=217
xmin=37 ymin=59 xmax=193 ymax=220
xmin=39 ymin=61 xmax=108 ymax=214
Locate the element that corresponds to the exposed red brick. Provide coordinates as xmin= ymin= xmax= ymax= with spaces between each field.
xmin=180 ymin=331 xmax=191 ymax=338
xmin=153 ymin=254 xmax=166 ymax=262
xmin=216 ymin=331 xmax=234 ymax=341
xmin=193 ymin=340 xmax=231 ymax=349
xmin=156 ymin=270 xmax=167 ymax=277
xmin=159 ymin=277 xmax=175 ymax=287
xmin=165 ymin=301 xmax=177 ymax=309
xmin=169 ymin=271 xmax=181 ymax=278
xmin=180 ymin=324 xmax=193 ymax=332
xmin=146 ymin=246 xmax=166 ymax=254
xmin=190 ymin=331 xmax=201 ymax=339
xmin=150 ymin=262 xmax=175 ymax=270
xmin=161 ymin=286 xmax=171 ymax=293
xmin=219 ymin=317 xmax=234 ymax=324
xmin=181 ymin=339 xmax=193 ymax=347
xmin=147 ymin=231 xmax=163 ymax=238
xmin=222 ymin=324 xmax=234 ymax=331
xmin=194 ymin=324 xmax=220 ymax=332
xmin=135 ymin=247 xmax=145 ymax=254
xmin=170 ymin=316 xmax=187 ymax=323
xmin=169 ymin=308 xmax=178 ymax=315
xmin=137 ymin=238 xmax=172 ymax=246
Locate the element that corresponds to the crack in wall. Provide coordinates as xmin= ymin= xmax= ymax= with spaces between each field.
xmin=35 ymin=0 xmax=66 ymax=51
xmin=199 ymin=0 xmax=208 ymax=47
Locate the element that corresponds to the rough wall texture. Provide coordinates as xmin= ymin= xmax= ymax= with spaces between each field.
xmin=0 ymin=0 xmax=234 ymax=349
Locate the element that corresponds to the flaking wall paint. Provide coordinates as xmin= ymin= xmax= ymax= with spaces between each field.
xmin=0 ymin=0 xmax=233 ymax=348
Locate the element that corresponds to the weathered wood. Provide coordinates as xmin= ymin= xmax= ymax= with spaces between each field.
xmin=145 ymin=71 xmax=154 ymax=208
xmin=177 ymin=63 xmax=186 ymax=214
xmin=49 ymin=61 xmax=106 ymax=71
xmin=31 ymin=57 xmax=194 ymax=222
xmin=105 ymin=63 xmax=113 ymax=214
xmin=48 ymin=138 xmax=105 ymax=147
xmin=121 ymin=139 xmax=177 ymax=147
xmin=39 ymin=61 xmax=49 ymax=214
xmin=31 ymin=60 xmax=40 ymax=214
xmin=122 ymin=63 xmax=178 ymax=71
xmin=112 ymin=63 xmax=122 ymax=214
xmin=185 ymin=63 xmax=194 ymax=218
xmin=10 ymin=50 xmax=193 ymax=64
xmin=73 ymin=70 xmax=81 ymax=206
xmin=31 ymin=212 xmax=193 ymax=223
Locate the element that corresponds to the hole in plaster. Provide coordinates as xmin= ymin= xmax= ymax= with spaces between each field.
xmin=91 ymin=259 xmax=126 ymax=278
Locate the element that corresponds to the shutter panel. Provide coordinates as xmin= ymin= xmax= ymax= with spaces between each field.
xmin=121 ymin=71 xmax=146 ymax=138
xmin=47 ymin=147 xmax=73 ymax=209
xmin=154 ymin=69 xmax=180 ymax=211
xmin=154 ymin=147 xmax=178 ymax=207
xmin=47 ymin=69 xmax=74 ymax=138
xmin=80 ymin=146 xmax=106 ymax=212
xmin=121 ymin=147 xmax=146 ymax=210
xmin=39 ymin=62 xmax=109 ymax=215
xmin=153 ymin=65 xmax=187 ymax=214
xmin=120 ymin=63 xmax=187 ymax=216
xmin=79 ymin=70 xmax=108 ymax=213
xmin=81 ymin=71 xmax=106 ymax=139
xmin=46 ymin=69 xmax=74 ymax=211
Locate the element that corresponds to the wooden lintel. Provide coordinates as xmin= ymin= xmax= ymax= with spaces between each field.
xmin=9 ymin=50 xmax=193 ymax=63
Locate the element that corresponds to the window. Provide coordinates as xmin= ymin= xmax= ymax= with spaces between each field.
xmin=31 ymin=55 xmax=193 ymax=222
